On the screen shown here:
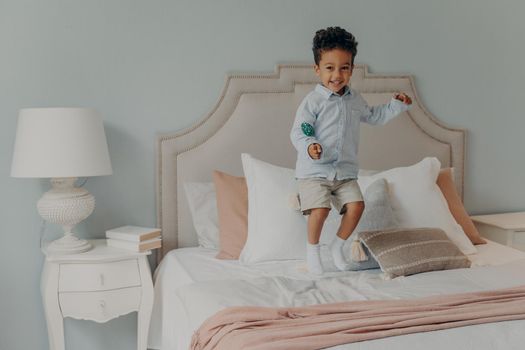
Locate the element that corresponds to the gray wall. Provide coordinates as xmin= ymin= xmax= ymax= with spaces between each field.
xmin=1 ymin=0 xmax=523 ymax=349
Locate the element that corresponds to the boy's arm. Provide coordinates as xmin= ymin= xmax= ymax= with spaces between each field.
xmin=290 ymin=98 xmax=320 ymax=159
xmin=358 ymin=92 xmax=412 ymax=125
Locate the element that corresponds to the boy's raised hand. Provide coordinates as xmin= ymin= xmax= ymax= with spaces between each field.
xmin=394 ymin=92 xmax=412 ymax=105
xmin=308 ymin=143 xmax=322 ymax=159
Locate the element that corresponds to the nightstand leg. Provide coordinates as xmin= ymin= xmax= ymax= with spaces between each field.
xmin=137 ymin=257 xmax=154 ymax=350
xmin=42 ymin=262 xmax=65 ymax=350
xmin=44 ymin=310 xmax=65 ymax=350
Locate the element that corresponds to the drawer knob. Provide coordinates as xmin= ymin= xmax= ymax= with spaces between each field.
xmin=99 ymin=300 xmax=106 ymax=308
xmin=99 ymin=273 xmax=105 ymax=286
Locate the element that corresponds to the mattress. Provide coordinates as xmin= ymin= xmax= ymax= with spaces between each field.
xmin=148 ymin=240 xmax=525 ymax=350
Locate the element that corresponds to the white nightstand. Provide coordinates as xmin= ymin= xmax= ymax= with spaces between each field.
xmin=41 ymin=239 xmax=154 ymax=350
xmin=471 ymin=212 xmax=525 ymax=251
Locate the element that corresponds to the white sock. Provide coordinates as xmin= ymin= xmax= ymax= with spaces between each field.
xmin=306 ymin=243 xmax=323 ymax=275
xmin=330 ymin=236 xmax=351 ymax=271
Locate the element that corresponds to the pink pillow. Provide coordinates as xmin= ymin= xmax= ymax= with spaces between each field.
xmin=213 ymin=170 xmax=248 ymax=259
xmin=437 ymin=168 xmax=486 ymax=245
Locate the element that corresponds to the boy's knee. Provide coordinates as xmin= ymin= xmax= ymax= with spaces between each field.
xmin=344 ymin=201 xmax=365 ymax=215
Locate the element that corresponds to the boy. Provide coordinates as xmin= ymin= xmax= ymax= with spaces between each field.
xmin=290 ymin=27 xmax=412 ymax=274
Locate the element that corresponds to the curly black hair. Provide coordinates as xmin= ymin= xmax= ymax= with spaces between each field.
xmin=312 ymin=27 xmax=358 ymax=65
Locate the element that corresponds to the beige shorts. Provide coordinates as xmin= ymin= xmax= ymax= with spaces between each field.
xmin=298 ymin=178 xmax=363 ymax=215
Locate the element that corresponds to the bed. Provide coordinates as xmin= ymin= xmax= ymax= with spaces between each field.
xmin=148 ymin=64 xmax=525 ymax=349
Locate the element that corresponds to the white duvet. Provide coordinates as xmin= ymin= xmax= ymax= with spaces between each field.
xmin=148 ymin=241 xmax=525 ymax=350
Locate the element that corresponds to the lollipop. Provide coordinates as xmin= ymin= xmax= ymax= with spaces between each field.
xmin=301 ymin=122 xmax=315 ymax=137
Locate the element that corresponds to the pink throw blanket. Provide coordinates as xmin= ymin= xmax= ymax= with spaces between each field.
xmin=191 ymin=285 xmax=525 ymax=350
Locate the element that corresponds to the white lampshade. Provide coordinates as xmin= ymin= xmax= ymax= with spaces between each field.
xmin=11 ymin=108 xmax=112 ymax=178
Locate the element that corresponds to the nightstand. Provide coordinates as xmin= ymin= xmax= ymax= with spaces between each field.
xmin=470 ymin=212 xmax=525 ymax=251
xmin=41 ymin=239 xmax=154 ymax=350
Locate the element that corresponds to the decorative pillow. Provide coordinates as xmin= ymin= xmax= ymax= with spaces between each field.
xmin=183 ymin=182 xmax=220 ymax=249
xmin=359 ymin=227 xmax=471 ymax=279
xmin=353 ymin=178 xmax=399 ymax=233
xmin=239 ymin=153 xmax=306 ymax=264
xmin=213 ymin=170 xmax=248 ymax=259
xmin=357 ymin=158 xmax=477 ymax=255
xmin=437 ymin=168 xmax=486 ymax=245
xmin=348 ymin=178 xmax=400 ymax=270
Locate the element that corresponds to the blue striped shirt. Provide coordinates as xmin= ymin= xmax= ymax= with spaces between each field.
xmin=290 ymin=84 xmax=410 ymax=180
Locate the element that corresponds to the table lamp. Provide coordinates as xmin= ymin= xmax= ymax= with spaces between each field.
xmin=11 ymin=108 xmax=113 ymax=254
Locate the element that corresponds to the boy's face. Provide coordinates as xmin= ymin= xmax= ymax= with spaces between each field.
xmin=314 ymin=48 xmax=353 ymax=95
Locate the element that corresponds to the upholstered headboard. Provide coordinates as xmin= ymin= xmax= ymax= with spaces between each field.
xmin=156 ymin=64 xmax=466 ymax=260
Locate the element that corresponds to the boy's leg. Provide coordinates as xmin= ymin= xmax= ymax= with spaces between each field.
xmin=298 ymin=178 xmax=331 ymax=274
xmin=306 ymin=208 xmax=330 ymax=274
xmin=330 ymin=201 xmax=365 ymax=270
xmin=307 ymin=207 xmax=330 ymax=244
xmin=336 ymin=201 xmax=365 ymax=240
xmin=330 ymin=179 xmax=365 ymax=271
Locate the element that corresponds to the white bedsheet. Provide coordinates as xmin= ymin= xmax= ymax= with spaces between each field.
xmin=148 ymin=240 xmax=525 ymax=350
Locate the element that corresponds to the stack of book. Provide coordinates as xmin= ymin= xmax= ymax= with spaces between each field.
xmin=106 ymin=226 xmax=162 ymax=252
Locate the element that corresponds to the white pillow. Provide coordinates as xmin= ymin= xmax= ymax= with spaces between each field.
xmin=357 ymin=157 xmax=476 ymax=255
xmin=183 ymin=182 xmax=220 ymax=249
xmin=239 ymin=153 xmax=306 ymax=264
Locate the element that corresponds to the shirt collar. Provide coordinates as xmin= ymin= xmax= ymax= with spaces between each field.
xmin=315 ymin=84 xmax=351 ymax=99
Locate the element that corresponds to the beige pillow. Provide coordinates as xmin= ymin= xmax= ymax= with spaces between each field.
xmin=437 ymin=168 xmax=486 ymax=245
xmin=359 ymin=227 xmax=471 ymax=278
xmin=213 ymin=170 xmax=248 ymax=259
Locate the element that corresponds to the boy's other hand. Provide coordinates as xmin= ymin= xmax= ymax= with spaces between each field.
xmin=394 ymin=92 xmax=412 ymax=105
xmin=308 ymin=143 xmax=322 ymax=159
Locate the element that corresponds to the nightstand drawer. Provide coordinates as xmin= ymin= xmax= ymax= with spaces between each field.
xmin=59 ymin=260 xmax=141 ymax=292
xmin=59 ymin=287 xmax=141 ymax=323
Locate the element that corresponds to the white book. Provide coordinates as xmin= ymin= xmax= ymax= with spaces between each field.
xmin=106 ymin=237 xmax=162 ymax=252
xmin=106 ymin=225 xmax=161 ymax=242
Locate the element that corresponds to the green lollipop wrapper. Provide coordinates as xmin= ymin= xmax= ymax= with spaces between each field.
xmin=301 ymin=122 xmax=315 ymax=137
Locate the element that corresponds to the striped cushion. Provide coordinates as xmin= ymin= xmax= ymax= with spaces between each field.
xmin=359 ymin=228 xmax=471 ymax=278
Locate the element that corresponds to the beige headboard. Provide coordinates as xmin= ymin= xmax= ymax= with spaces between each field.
xmin=156 ymin=64 xmax=466 ymax=260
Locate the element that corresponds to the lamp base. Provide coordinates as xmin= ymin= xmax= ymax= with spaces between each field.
xmin=38 ymin=177 xmax=96 ymax=255
xmin=46 ymin=234 xmax=92 ymax=254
